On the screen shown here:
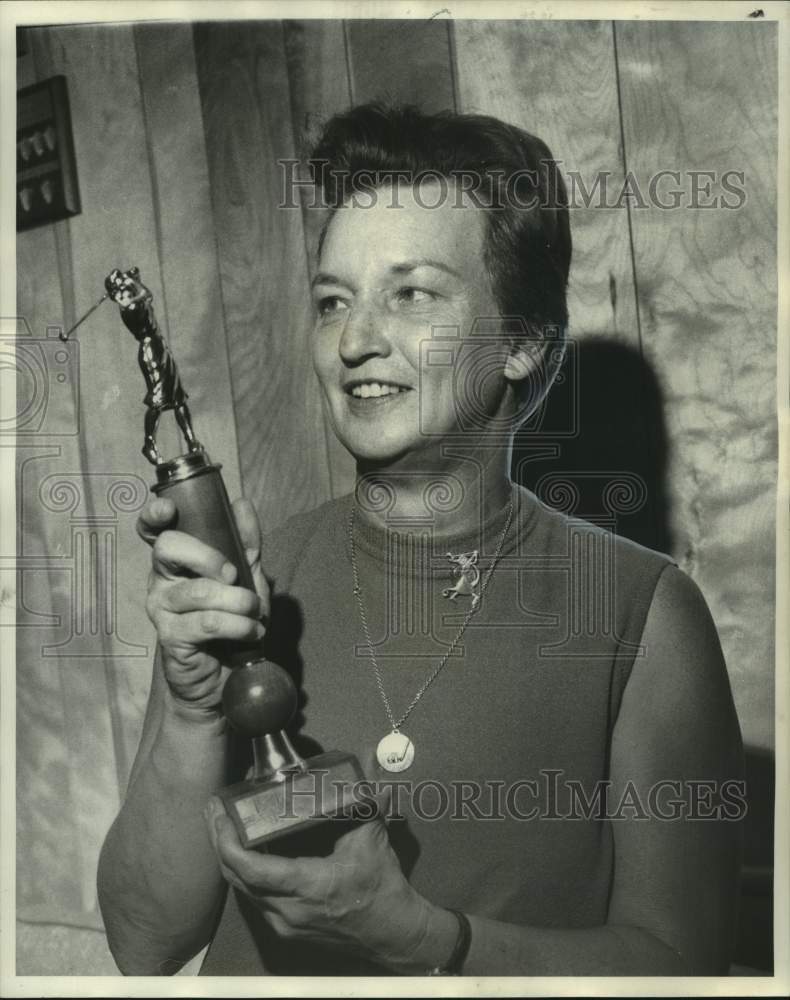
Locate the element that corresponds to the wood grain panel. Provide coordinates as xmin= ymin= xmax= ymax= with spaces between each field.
xmin=283 ymin=19 xmax=356 ymax=499
xmin=134 ymin=23 xmax=243 ymax=499
xmin=452 ymin=21 xmax=673 ymax=552
xmin=194 ymin=21 xmax=334 ymax=529
xmin=453 ymin=20 xmax=637 ymax=342
xmin=284 ymin=19 xmax=352 ymax=166
xmin=346 ymin=19 xmax=456 ymax=111
xmin=15 ymin=38 xmax=87 ymax=916
xmin=19 ymin=23 xmax=169 ymax=932
xmin=283 ymin=18 xmax=352 ymax=280
xmin=123 ymin=24 xmax=248 ymax=789
xmin=616 ymin=21 xmax=777 ymax=750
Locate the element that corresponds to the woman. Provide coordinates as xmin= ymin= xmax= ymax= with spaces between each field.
xmin=98 ymin=104 xmax=744 ymax=976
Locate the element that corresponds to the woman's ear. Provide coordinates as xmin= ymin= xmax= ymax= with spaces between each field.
xmin=504 ymin=338 xmax=543 ymax=384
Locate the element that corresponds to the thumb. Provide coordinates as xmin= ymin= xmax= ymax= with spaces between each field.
xmin=233 ymin=497 xmax=261 ymax=555
xmin=232 ymin=497 xmax=269 ymax=607
xmin=369 ymin=782 xmax=393 ymax=822
xmin=352 ymin=782 xmax=394 ymax=827
xmin=335 ymin=784 xmax=396 ymax=863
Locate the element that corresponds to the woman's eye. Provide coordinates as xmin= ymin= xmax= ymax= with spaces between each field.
xmin=316 ymin=296 xmax=348 ymax=317
xmin=395 ymin=286 xmax=438 ymax=306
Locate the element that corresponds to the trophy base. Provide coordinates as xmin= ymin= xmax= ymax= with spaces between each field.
xmin=217 ymin=750 xmax=368 ymax=849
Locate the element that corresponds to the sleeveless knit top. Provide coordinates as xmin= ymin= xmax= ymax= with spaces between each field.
xmin=200 ymin=485 xmax=675 ymax=975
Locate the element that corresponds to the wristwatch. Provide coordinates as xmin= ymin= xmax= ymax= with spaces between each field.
xmin=428 ymin=909 xmax=472 ymax=976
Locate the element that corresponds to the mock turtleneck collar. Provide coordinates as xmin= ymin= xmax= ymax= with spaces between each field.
xmin=341 ymin=482 xmax=538 ymax=579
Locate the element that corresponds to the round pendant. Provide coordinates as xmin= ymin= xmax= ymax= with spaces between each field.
xmin=376 ymin=731 xmax=415 ymax=772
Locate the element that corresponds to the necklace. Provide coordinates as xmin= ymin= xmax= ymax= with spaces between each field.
xmin=349 ymin=494 xmax=515 ymax=772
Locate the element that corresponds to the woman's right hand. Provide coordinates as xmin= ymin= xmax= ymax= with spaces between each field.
xmin=136 ymin=496 xmax=270 ymax=714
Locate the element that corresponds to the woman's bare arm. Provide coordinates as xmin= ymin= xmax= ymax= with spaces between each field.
xmin=97 ymin=650 xmax=231 ymax=974
xmin=458 ymin=564 xmax=744 ymax=974
xmin=96 ymin=497 xmax=268 ymax=975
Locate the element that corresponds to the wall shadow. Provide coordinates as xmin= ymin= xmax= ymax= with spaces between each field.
xmin=735 ymin=745 xmax=774 ymax=972
xmin=512 ymin=336 xmax=672 ymax=554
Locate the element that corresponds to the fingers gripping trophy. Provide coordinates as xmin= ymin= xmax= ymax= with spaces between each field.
xmin=81 ymin=266 xmax=365 ymax=848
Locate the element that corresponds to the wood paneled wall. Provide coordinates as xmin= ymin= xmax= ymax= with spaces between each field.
xmin=614 ymin=21 xmax=778 ymax=749
xmin=15 ymin=18 xmax=777 ymax=968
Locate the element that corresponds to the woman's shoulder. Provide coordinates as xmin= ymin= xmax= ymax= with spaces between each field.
xmin=516 ymin=482 xmax=675 ymax=569
xmin=515 ymin=484 xmax=678 ymax=636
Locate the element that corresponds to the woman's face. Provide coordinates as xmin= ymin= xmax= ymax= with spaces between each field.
xmin=311 ymin=182 xmax=512 ymax=468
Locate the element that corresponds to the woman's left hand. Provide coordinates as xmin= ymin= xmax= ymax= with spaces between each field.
xmin=204 ymin=796 xmax=436 ymax=970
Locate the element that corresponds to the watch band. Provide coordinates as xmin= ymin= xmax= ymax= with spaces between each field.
xmin=428 ymin=909 xmax=472 ymax=976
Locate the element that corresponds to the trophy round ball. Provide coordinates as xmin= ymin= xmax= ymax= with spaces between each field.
xmin=221 ymin=660 xmax=298 ymax=738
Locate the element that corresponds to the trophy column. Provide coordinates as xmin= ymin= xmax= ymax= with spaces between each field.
xmin=100 ymin=265 xmax=367 ymax=850
xmin=152 ymin=451 xmax=260 ymax=668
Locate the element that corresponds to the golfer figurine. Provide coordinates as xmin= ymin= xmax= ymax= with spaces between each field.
xmin=104 ymin=266 xmax=203 ymax=465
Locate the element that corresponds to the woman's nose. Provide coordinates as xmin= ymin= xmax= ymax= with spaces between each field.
xmin=338 ymin=302 xmax=392 ymax=366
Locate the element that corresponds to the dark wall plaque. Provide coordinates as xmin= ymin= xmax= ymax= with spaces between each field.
xmin=17 ymin=75 xmax=81 ymax=231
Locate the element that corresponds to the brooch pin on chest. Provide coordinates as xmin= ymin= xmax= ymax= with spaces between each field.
xmin=442 ymin=550 xmax=481 ymax=610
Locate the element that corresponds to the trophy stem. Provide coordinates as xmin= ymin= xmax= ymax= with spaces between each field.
xmin=252 ymin=732 xmax=307 ymax=782
xmin=150 ymin=450 xmax=260 ymax=667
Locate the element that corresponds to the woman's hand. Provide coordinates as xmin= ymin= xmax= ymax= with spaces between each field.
xmin=137 ymin=496 xmax=269 ymax=714
xmin=203 ymin=796 xmax=456 ymax=972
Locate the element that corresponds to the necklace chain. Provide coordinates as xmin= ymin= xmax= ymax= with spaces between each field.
xmin=349 ymin=495 xmax=515 ymax=734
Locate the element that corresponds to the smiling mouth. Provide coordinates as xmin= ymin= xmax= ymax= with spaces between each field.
xmin=345 ymin=381 xmax=412 ymax=399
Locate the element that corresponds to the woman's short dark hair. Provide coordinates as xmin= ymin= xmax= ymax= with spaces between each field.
xmin=309 ymin=102 xmax=571 ymax=353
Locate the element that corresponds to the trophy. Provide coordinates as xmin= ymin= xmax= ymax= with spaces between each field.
xmin=65 ymin=267 xmax=365 ymax=848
